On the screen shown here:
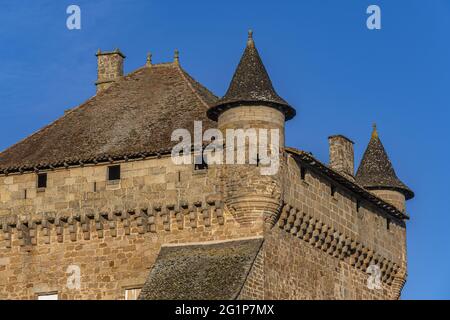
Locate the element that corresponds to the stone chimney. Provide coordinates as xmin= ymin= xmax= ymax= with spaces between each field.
xmin=328 ymin=135 xmax=355 ymax=181
xmin=95 ymin=49 xmax=125 ymax=93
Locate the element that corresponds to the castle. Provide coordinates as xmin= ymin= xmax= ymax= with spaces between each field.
xmin=0 ymin=31 xmax=413 ymax=300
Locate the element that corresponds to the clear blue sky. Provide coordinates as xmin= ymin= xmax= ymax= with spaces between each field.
xmin=0 ymin=0 xmax=448 ymax=299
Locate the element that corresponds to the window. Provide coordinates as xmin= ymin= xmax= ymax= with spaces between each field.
xmin=38 ymin=293 xmax=58 ymax=300
xmin=108 ymin=165 xmax=121 ymax=181
xmin=330 ymin=185 xmax=336 ymax=197
xmin=356 ymin=200 xmax=361 ymax=212
xmin=300 ymin=166 xmax=306 ymax=180
xmin=125 ymin=288 xmax=142 ymax=300
xmin=386 ymin=218 xmax=391 ymax=230
xmin=194 ymin=155 xmax=208 ymax=171
xmin=37 ymin=173 xmax=47 ymax=188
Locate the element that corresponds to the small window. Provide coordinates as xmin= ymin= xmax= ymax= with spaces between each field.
xmin=194 ymin=155 xmax=208 ymax=171
xmin=300 ymin=166 xmax=306 ymax=180
xmin=356 ymin=200 xmax=361 ymax=212
xmin=38 ymin=293 xmax=58 ymax=300
xmin=37 ymin=173 xmax=47 ymax=188
xmin=386 ymin=218 xmax=391 ymax=230
xmin=108 ymin=165 xmax=121 ymax=181
xmin=330 ymin=185 xmax=336 ymax=197
xmin=23 ymin=189 xmax=27 ymax=199
xmin=125 ymin=288 xmax=142 ymax=300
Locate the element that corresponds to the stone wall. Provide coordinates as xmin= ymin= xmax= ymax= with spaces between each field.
xmin=0 ymin=156 xmax=263 ymax=299
xmin=261 ymin=154 xmax=408 ymax=299
xmin=0 ymin=150 xmax=408 ymax=300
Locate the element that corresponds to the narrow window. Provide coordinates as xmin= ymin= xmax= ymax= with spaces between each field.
xmin=37 ymin=292 xmax=58 ymax=300
xmin=37 ymin=173 xmax=47 ymax=188
xmin=300 ymin=166 xmax=306 ymax=180
xmin=125 ymin=288 xmax=142 ymax=300
xmin=356 ymin=200 xmax=361 ymax=212
xmin=108 ymin=165 xmax=121 ymax=181
xmin=386 ymin=218 xmax=391 ymax=230
xmin=23 ymin=189 xmax=27 ymax=199
xmin=93 ymin=182 xmax=97 ymax=192
xmin=330 ymin=185 xmax=336 ymax=197
xmin=194 ymin=155 xmax=208 ymax=171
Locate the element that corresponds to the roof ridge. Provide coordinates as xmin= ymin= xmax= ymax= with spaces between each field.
xmin=175 ymin=64 xmax=213 ymax=110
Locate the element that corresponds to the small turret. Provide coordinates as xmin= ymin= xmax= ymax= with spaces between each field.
xmin=208 ymin=31 xmax=296 ymax=229
xmin=356 ymin=124 xmax=414 ymax=212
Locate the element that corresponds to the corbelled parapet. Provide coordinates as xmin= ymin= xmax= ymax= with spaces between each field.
xmin=278 ymin=203 xmax=403 ymax=290
xmin=0 ymin=200 xmax=224 ymax=248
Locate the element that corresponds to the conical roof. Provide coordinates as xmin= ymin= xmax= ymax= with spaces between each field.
xmin=355 ymin=125 xmax=414 ymax=200
xmin=207 ymin=31 xmax=296 ymax=121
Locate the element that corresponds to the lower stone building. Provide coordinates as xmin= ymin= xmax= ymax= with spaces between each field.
xmin=0 ymin=31 xmax=413 ymax=300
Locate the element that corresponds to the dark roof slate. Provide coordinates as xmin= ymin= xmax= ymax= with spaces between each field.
xmin=0 ymin=63 xmax=217 ymax=171
xmin=355 ymin=127 xmax=414 ymax=200
xmin=139 ymin=238 xmax=263 ymax=300
xmin=207 ymin=31 xmax=295 ymax=121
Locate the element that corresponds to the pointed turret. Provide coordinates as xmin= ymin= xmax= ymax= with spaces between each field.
xmin=207 ymin=30 xmax=296 ymax=121
xmin=356 ymin=125 xmax=414 ymax=211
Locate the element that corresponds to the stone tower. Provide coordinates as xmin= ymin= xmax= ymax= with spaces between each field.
xmin=207 ymin=31 xmax=296 ymax=229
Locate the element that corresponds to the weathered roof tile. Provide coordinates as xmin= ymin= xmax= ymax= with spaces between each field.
xmin=355 ymin=125 xmax=414 ymax=200
xmin=0 ymin=63 xmax=217 ymax=170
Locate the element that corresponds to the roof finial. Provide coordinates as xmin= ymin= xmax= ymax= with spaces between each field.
xmin=146 ymin=52 xmax=152 ymax=66
xmin=174 ymin=49 xmax=179 ymax=64
xmin=372 ymin=123 xmax=378 ymax=139
xmin=247 ymin=29 xmax=254 ymax=47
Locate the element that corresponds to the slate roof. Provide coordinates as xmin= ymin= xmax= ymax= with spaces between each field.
xmin=286 ymin=147 xmax=409 ymax=220
xmin=139 ymin=238 xmax=263 ymax=300
xmin=355 ymin=126 xmax=414 ymax=200
xmin=0 ymin=62 xmax=217 ymax=173
xmin=207 ymin=31 xmax=296 ymax=121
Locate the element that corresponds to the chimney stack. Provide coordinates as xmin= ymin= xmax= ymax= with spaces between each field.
xmin=328 ymin=135 xmax=355 ymax=181
xmin=95 ymin=48 xmax=125 ymax=93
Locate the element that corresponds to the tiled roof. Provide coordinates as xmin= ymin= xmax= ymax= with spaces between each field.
xmin=0 ymin=63 xmax=217 ymax=172
xmin=355 ymin=126 xmax=414 ymax=200
xmin=207 ymin=31 xmax=296 ymax=121
xmin=139 ymin=238 xmax=263 ymax=300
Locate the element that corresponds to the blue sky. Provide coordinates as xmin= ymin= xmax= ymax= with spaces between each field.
xmin=0 ymin=0 xmax=449 ymax=299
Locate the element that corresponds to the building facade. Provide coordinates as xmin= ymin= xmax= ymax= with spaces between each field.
xmin=0 ymin=32 xmax=413 ymax=300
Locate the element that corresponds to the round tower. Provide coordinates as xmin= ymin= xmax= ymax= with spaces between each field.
xmin=355 ymin=124 xmax=414 ymax=212
xmin=207 ymin=31 xmax=296 ymax=230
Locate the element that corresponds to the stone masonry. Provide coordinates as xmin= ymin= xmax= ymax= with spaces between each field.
xmin=0 ymin=31 xmax=413 ymax=300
